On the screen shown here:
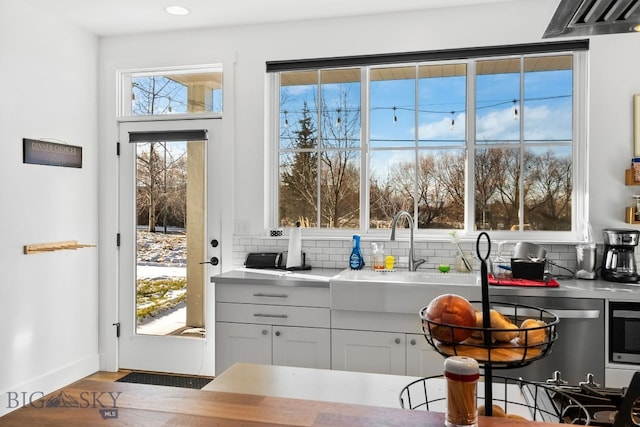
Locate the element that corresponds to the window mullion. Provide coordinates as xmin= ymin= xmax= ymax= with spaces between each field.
xmin=466 ymin=60 xmax=476 ymax=233
xmin=413 ymin=65 xmax=420 ymax=224
xmin=573 ymin=51 xmax=588 ymax=231
xmin=362 ymin=67 xmax=370 ymax=233
xmin=518 ymin=56 xmax=525 ymax=232
xmin=316 ymin=70 xmax=322 ymax=229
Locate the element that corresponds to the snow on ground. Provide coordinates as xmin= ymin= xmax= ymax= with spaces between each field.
xmin=137 ymin=229 xmax=186 ymax=263
xmin=136 ymin=230 xmax=186 ymax=278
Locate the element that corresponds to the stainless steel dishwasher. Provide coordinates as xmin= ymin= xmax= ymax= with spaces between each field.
xmin=490 ymin=295 xmax=605 ymax=385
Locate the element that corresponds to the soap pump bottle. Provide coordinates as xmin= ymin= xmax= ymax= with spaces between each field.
xmin=349 ymin=234 xmax=365 ymax=270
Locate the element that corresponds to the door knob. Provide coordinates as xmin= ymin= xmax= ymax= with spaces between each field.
xmin=275 ymin=331 xmax=281 ymax=336
xmin=395 ymin=338 xmax=401 ymax=344
xmin=210 ymin=239 xmax=219 ymax=248
xmin=199 ymin=257 xmax=219 ymax=265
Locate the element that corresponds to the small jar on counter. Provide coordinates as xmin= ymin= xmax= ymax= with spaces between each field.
xmin=445 ymin=356 xmax=479 ymax=427
xmin=371 ymin=242 xmax=385 ymax=271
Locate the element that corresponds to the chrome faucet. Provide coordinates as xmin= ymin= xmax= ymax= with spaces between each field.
xmin=390 ymin=210 xmax=425 ymax=271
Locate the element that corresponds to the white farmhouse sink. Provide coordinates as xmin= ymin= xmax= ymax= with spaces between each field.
xmin=330 ymin=269 xmax=482 ymax=314
xmin=337 ymin=269 xmax=479 ymax=285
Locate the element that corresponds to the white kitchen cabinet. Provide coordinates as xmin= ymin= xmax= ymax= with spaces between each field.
xmin=332 ymin=329 xmax=406 ymax=375
xmin=331 ymin=329 xmax=442 ymax=376
xmin=216 ymin=322 xmax=330 ymax=373
xmin=331 ymin=309 xmax=442 ymax=376
xmin=272 ymin=325 xmax=330 ymax=368
xmin=216 ymin=322 xmax=272 ymax=371
xmin=215 ymin=282 xmax=330 ymax=374
xmin=405 ymin=333 xmax=444 ymax=377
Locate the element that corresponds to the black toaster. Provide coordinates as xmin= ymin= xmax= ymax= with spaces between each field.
xmin=245 ymin=252 xmax=282 ymax=269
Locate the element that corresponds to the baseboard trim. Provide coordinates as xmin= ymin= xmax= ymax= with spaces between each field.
xmin=0 ymin=353 xmax=100 ymax=417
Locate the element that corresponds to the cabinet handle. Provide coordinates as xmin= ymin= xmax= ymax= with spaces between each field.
xmin=261 ymin=329 xmax=268 ymax=335
xmin=253 ymin=293 xmax=289 ymax=298
xmin=253 ymin=313 xmax=288 ymax=319
xmin=275 ymin=331 xmax=281 ymax=337
xmin=395 ymin=338 xmax=401 ymax=344
xmin=410 ymin=339 xmax=416 ymax=345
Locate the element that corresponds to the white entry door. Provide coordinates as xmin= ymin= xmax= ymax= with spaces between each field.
xmin=118 ymin=118 xmax=221 ymax=375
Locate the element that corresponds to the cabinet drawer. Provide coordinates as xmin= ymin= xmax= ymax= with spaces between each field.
xmin=216 ymin=302 xmax=330 ymax=328
xmin=215 ymin=283 xmax=329 ymax=307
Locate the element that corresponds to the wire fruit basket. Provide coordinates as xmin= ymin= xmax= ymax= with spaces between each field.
xmin=414 ymin=232 xmax=563 ymax=419
xmin=399 ymin=375 xmax=591 ymax=425
xmin=420 ymin=301 xmax=559 ymax=368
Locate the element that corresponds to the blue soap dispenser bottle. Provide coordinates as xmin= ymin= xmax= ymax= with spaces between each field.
xmin=349 ymin=234 xmax=365 ymax=270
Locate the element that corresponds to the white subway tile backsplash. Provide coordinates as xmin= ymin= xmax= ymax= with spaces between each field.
xmin=231 ymin=235 xmax=581 ymax=273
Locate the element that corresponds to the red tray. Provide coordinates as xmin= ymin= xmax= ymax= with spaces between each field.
xmin=488 ymin=274 xmax=559 ymax=287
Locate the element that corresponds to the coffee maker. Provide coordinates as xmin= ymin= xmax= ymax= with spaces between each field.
xmin=601 ymin=228 xmax=640 ymax=283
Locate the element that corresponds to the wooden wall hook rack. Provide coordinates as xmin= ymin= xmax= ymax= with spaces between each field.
xmin=24 ymin=240 xmax=97 ymax=255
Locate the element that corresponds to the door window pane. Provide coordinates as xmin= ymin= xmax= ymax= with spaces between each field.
xmin=135 ymin=140 xmax=206 ymax=336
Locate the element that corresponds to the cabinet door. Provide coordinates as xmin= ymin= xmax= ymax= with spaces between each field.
xmin=331 ymin=329 xmax=405 ymax=375
xmin=272 ymin=326 xmax=331 ymax=369
xmin=215 ymin=322 xmax=272 ymax=375
xmin=406 ymin=333 xmax=444 ymax=377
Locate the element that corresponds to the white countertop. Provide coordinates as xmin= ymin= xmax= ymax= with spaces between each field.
xmin=212 ymin=267 xmax=640 ymax=302
xmin=203 ymin=363 xmax=535 ymax=419
xmin=211 ymin=268 xmax=340 ymax=287
xmin=204 ymin=362 xmax=423 ymax=408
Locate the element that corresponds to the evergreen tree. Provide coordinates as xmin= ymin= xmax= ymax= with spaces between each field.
xmin=279 ymin=103 xmax=318 ymax=226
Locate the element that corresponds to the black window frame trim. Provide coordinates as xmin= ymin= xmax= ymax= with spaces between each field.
xmin=128 ymin=129 xmax=208 ymax=143
xmin=266 ymin=40 xmax=589 ymax=72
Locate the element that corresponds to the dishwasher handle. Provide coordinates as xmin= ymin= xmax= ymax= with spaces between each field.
xmin=494 ymin=306 xmax=600 ymax=319
xmin=547 ymin=309 xmax=600 ymax=319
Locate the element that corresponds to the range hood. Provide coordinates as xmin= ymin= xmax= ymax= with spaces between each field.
xmin=544 ymin=0 xmax=640 ymax=38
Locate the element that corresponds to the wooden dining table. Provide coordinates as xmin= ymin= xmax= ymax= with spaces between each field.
xmin=0 ymin=369 xmax=566 ymax=426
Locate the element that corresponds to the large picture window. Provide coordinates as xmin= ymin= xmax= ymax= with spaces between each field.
xmin=273 ymin=43 xmax=586 ymax=237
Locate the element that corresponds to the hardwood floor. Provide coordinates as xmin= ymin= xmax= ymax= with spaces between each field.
xmin=84 ymin=370 xmax=132 ymax=382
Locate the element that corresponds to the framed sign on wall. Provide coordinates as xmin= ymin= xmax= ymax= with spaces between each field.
xmin=23 ymin=138 xmax=82 ymax=168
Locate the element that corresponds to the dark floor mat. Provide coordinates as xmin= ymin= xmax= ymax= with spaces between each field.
xmin=116 ymin=372 xmax=212 ymax=389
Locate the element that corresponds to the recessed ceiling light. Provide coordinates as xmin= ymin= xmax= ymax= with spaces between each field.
xmin=165 ymin=5 xmax=190 ymax=16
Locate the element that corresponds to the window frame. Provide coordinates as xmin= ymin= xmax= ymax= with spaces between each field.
xmin=270 ymin=45 xmax=588 ymax=242
xmin=117 ymin=64 xmax=224 ymax=121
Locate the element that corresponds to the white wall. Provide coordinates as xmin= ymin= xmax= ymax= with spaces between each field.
xmin=0 ymin=0 xmax=99 ymax=416
xmin=588 ymin=35 xmax=640 ymax=234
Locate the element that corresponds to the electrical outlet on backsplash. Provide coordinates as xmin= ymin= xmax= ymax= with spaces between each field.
xmin=232 ymin=235 xmax=583 ymax=273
